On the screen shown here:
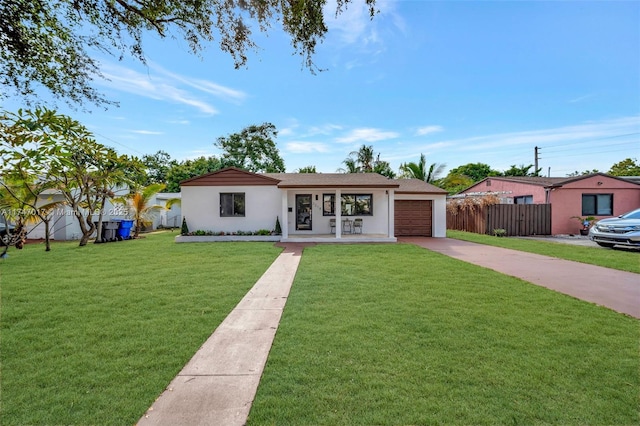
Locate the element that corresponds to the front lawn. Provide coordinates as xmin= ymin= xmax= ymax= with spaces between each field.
xmin=248 ymin=244 xmax=639 ymax=425
xmin=0 ymin=232 xmax=281 ymax=425
xmin=447 ymin=230 xmax=639 ymax=273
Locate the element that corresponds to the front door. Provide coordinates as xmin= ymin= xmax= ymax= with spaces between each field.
xmin=296 ymin=194 xmax=312 ymax=230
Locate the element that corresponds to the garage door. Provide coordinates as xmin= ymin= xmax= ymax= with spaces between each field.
xmin=395 ymin=200 xmax=432 ymax=237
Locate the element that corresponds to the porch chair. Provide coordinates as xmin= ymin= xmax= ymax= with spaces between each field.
xmin=329 ymin=218 xmax=336 ymax=234
xmin=353 ymin=218 xmax=363 ymax=234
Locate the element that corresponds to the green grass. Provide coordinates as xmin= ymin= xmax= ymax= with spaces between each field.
xmin=0 ymin=232 xmax=281 ymax=425
xmin=248 ymin=244 xmax=639 ymax=425
xmin=448 ymin=230 xmax=640 ymax=273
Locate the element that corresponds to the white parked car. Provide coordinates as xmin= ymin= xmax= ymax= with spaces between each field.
xmin=588 ymin=208 xmax=640 ymax=248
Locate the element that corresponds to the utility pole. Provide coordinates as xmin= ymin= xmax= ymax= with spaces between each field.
xmin=534 ymin=146 xmax=540 ymax=176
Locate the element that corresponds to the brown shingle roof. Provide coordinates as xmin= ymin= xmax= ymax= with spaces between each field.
xmin=395 ymin=178 xmax=448 ymax=194
xmin=263 ymin=173 xmax=400 ymax=188
xmin=483 ymin=176 xmax=569 ymax=186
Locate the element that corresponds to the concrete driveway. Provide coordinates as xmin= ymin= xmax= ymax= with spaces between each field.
xmin=401 ymin=237 xmax=640 ymax=319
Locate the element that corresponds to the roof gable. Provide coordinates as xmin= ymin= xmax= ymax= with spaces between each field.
xmin=262 ymin=173 xmax=400 ymax=188
xmin=547 ymin=172 xmax=640 ymax=188
xmin=458 ymin=172 xmax=640 ymax=194
xmin=395 ymin=178 xmax=448 ymax=194
xmin=180 ymin=167 xmax=281 ymax=186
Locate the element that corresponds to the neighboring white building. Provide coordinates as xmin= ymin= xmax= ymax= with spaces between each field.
xmin=179 ymin=167 xmax=447 ymax=243
xmin=151 ymin=193 xmax=182 ymax=230
xmin=27 ymin=188 xmax=130 ymax=240
xmin=27 ymin=189 xmax=181 ymax=240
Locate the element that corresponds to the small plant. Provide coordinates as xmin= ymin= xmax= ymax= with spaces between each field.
xmin=493 ymin=228 xmax=507 ymax=237
xmin=274 ymin=216 xmax=282 ymax=235
xmin=181 ymin=217 xmax=189 ymax=235
xmin=571 ymin=215 xmax=596 ymax=235
xmin=256 ymin=229 xmax=271 ymax=236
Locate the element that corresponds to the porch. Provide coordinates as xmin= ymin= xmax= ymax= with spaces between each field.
xmin=281 ymin=233 xmax=397 ymax=243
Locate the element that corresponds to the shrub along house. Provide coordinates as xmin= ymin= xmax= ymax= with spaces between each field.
xmin=178 ymin=167 xmax=447 ymax=242
xmin=456 ymin=173 xmax=640 ymax=235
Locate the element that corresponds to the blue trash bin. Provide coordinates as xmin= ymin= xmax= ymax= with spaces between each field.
xmin=117 ymin=220 xmax=134 ymax=240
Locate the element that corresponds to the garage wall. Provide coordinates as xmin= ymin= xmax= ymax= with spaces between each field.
xmin=394 ymin=192 xmax=447 ymax=238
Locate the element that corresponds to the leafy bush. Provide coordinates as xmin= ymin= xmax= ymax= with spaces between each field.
xmin=493 ymin=228 xmax=507 ymax=237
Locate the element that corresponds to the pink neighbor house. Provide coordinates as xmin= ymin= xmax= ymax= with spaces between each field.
xmin=457 ymin=173 xmax=640 ymax=235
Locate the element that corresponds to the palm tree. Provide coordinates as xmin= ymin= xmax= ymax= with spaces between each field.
xmin=121 ymin=183 xmax=166 ymax=238
xmin=338 ymin=157 xmax=360 ymax=173
xmin=351 ymin=145 xmax=375 ymax=172
xmin=400 ymin=153 xmax=446 ymax=183
xmin=338 ymin=145 xmax=390 ymax=175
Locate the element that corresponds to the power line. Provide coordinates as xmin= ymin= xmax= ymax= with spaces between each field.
xmin=540 ymin=132 xmax=640 ymax=152
xmin=543 ymin=146 xmax=634 ymax=159
xmin=93 ymin=132 xmax=147 ymax=156
xmin=542 ymin=140 xmax=638 ymax=154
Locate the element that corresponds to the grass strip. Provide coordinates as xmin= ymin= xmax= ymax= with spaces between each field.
xmin=0 ymin=232 xmax=281 ymax=425
xmin=249 ymin=243 xmax=639 ymax=425
xmin=447 ymin=230 xmax=639 ymax=273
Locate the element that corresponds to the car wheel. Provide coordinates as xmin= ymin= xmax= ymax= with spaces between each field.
xmin=596 ymin=242 xmax=615 ymax=248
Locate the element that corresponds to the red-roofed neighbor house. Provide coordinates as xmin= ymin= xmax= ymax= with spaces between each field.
xmin=178 ymin=167 xmax=448 ymax=242
xmin=457 ymin=173 xmax=640 ymax=235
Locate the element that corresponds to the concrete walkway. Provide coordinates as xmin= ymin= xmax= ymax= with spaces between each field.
xmin=137 ymin=244 xmax=306 ymax=426
xmin=401 ymin=237 xmax=640 ymax=319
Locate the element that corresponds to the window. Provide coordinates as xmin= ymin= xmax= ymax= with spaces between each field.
xmin=220 ymin=193 xmax=245 ymax=217
xmin=514 ymin=195 xmax=533 ymax=204
xmin=323 ymin=194 xmax=335 ymax=216
xmin=582 ymin=194 xmax=612 ymax=216
xmin=323 ymin=194 xmax=373 ymax=216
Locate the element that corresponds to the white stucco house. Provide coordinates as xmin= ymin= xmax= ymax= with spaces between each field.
xmin=149 ymin=193 xmax=182 ymax=230
xmin=26 ymin=187 xmax=130 ymax=241
xmin=178 ymin=167 xmax=447 ymax=243
xmin=27 ymin=189 xmax=180 ymax=240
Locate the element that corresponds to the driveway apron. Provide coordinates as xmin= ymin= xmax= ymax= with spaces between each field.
xmin=401 ymin=237 xmax=640 ymax=319
xmin=137 ymin=243 xmax=307 ymax=426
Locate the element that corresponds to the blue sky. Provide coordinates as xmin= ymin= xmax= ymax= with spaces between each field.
xmin=6 ymin=0 xmax=640 ymax=176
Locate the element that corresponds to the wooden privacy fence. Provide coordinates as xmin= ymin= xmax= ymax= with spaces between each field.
xmin=447 ymin=204 xmax=551 ymax=236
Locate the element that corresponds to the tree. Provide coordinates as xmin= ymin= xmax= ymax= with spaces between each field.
xmin=447 ymin=163 xmax=501 ymax=182
xmin=0 ymin=108 xmax=139 ymax=246
xmin=399 ymin=153 xmax=446 ymax=183
xmin=608 ymin=158 xmax=640 ymax=176
xmin=142 ymin=150 xmax=172 ymax=185
xmin=372 ymin=154 xmax=396 ymax=179
xmin=93 ymin=152 xmax=143 ymax=244
xmin=119 ymin=183 xmax=166 ymax=239
xmin=0 ymin=174 xmax=63 ymax=251
xmin=435 ymin=174 xmax=475 ymax=195
xmin=566 ymin=169 xmax=599 ymax=177
xmin=1 ymin=0 xmax=377 ymax=107
xmin=502 ymin=164 xmax=541 ymax=177
xmin=352 ymin=145 xmax=375 ymax=172
xmin=296 ymin=165 xmax=317 ymax=173
xmin=338 ymin=145 xmax=395 ymax=178
xmin=216 ymin=123 xmax=285 ymax=172
xmin=165 ymin=156 xmax=222 ymax=192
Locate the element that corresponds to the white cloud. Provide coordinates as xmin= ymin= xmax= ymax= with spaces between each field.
xmin=279 ymin=128 xmax=294 ymax=137
xmin=285 ymin=142 xmax=330 ymax=154
xmin=130 ymin=130 xmax=164 ymax=135
xmin=150 ymin=63 xmax=247 ymax=104
xmin=324 ymin=0 xmax=404 ymax=47
xmin=307 ymin=124 xmax=343 ymax=136
xmin=168 ymin=119 xmax=190 ymax=125
xmin=335 ymin=127 xmax=400 ymax=143
xmin=569 ymin=93 xmax=596 ymax=103
xmin=99 ymin=62 xmax=246 ymax=115
xmin=416 ymin=125 xmax=444 ymax=136
xmin=446 ymin=116 xmax=640 ymax=152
